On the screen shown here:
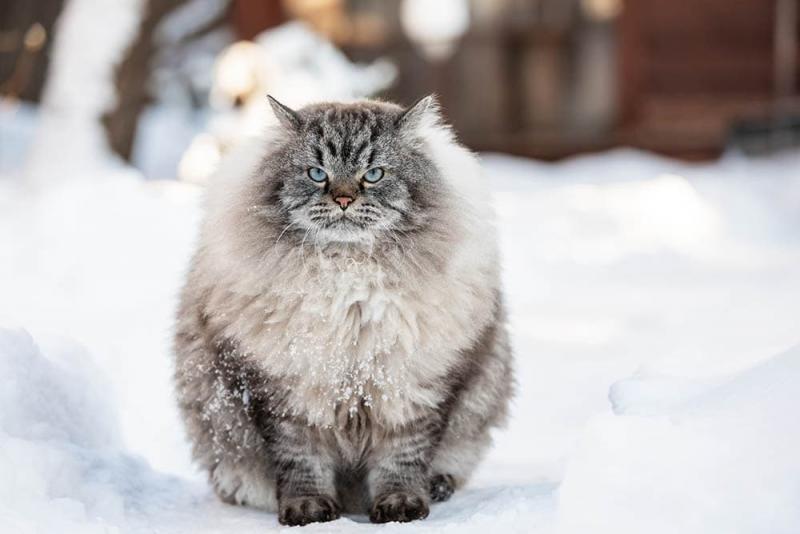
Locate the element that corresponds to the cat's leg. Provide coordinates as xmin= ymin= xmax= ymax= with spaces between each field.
xmin=176 ymin=310 xmax=339 ymax=524
xmin=174 ymin=318 xmax=278 ymax=510
xmin=263 ymin=419 xmax=341 ymax=526
xmin=209 ymin=455 xmax=277 ymax=509
xmin=430 ymin=307 xmax=514 ymax=502
xmin=366 ymin=418 xmax=440 ymax=523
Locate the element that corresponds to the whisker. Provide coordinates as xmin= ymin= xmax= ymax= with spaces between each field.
xmin=299 ymin=226 xmax=313 ymax=273
xmin=388 ymin=227 xmax=428 ymax=275
xmin=275 ymin=221 xmax=298 ymax=245
xmin=386 ymin=203 xmax=411 ymax=218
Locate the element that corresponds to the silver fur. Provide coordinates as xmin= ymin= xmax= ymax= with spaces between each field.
xmin=173 ymin=96 xmax=513 ymax=525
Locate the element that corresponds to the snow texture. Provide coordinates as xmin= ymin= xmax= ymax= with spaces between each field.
xmin=559 ymin=345 xmax=800 ymax=534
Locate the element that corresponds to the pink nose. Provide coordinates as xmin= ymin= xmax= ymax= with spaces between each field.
xmin=334 ymin=196 xmax=354 ymax=209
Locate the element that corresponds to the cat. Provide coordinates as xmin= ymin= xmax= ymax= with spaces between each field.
xmin=173 ymin=95 xmax=513 ymax=525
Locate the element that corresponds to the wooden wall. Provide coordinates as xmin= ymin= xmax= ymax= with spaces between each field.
xmin=617 ymin=0 xmax=791 ymax=159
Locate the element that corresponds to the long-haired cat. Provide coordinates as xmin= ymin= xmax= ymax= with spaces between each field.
xmin=174 ymin=95 xmax=513 ymax=525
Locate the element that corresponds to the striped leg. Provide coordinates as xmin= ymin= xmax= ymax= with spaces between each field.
xmin=367 ymin=419 xmax=440 ymax=523
xmin=266 ymin=420 xmax=341 ymax=526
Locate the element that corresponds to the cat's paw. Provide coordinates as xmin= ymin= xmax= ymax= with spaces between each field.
xmin=429 ymin=474 xmax=455 ymax=502
xmin=369 ymin=491 xmax=430 ymax=523
xmin=278 ymin=495 xmax=340 ymax=526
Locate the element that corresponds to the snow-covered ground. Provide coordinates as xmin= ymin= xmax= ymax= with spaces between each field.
xmin=2 ymin=129 xmax=800 ymax=532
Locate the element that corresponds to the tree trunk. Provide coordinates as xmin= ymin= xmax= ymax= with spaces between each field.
xmin=101 ymin=0 xmax=188 ymax=162
xmin=0 ymin=0 xmax=65 ymax=102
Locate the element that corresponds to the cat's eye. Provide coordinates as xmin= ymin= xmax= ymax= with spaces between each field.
xmin=307 ymin=167 xmax=328 ymax=183
xmin=363 ymin=167 xmax=385 ymax=183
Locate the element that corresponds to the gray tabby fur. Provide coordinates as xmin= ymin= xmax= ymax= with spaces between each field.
xmin=173 ymin=96 xmax=513 ymax=525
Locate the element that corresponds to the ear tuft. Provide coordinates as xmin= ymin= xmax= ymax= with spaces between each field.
xmin=396 ymin=94 xmax=440 ymax=130
xmin=267 ymin=95 xmax=302 ymax=130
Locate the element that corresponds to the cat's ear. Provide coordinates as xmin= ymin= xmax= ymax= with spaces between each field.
xmin=267 ymin=95 xmax=302 ymax=131
xmin=396 ymin=94 xmax=440 ymax=131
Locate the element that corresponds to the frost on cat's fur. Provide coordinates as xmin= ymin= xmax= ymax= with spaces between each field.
xmin=173 ymin=96 xmax=513 ymax=525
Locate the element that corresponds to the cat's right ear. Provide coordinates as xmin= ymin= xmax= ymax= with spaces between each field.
xmin=396 ymin=95 xmax=440 ymax=131
xmin=267 ymin=95 xmax=302 ymax=131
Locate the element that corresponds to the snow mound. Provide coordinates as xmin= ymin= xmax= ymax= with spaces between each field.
xmin=558 ymin=345 xmax=800 ymax=534
xmin=0 ymin=329 xmax=191 ymax=534
xmin=0 ymin=329 xmax=117 ymax=448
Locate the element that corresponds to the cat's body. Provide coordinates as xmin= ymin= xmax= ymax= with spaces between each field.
xmin=174 ymin=97 xmax=513 ymax=525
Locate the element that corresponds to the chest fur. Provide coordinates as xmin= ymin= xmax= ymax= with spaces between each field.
xmin=209 ymin=254 xmax=491 ymax=428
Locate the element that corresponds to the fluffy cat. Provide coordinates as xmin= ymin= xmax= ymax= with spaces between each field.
xmin=173 ymin=95 xmax=513 ymax=525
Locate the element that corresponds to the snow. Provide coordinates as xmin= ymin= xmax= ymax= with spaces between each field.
xmin=0 ymin=102 xmax=39 ymax=174
xmin=250 ymin=22 xmax=397 ymax=106
xmin=2 ymin=142 xmax=799 ymax=532
xmin=559 ymin=345 xmax=800 ymax=534
xmin=400 ymin=0 xmax=470 ymax=60
xmin=0 ymin=174 xmax=202 ymax=477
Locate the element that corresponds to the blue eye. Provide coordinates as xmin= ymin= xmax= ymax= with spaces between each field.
xmin=307 ymin=167 xmax=328 ymax=183
xmin=363 ymin=167 xmax=385 ymax=183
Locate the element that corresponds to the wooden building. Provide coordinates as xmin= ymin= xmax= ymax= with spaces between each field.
xmin=3 ymin=0 xmax=798 ymax=161
xmin=232 ymin=0 xmax=799 ymax=160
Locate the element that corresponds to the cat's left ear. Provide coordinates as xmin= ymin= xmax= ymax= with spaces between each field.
xmin=267 ymin=95 xmax=303 ymax=131
xmin=396 ymin=95 xmax=441 ymax=131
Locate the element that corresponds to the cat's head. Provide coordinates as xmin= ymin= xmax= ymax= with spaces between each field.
xmin=257 ymin=96 xmax=448 ymax=246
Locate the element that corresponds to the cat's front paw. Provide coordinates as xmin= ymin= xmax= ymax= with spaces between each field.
xmin=278 ymin=495 xmax=340 ymax=526
xmin=370 ymin=491 xmax=430 ymax=523
xmin=429 ymin=473 xmax=455 ymax=502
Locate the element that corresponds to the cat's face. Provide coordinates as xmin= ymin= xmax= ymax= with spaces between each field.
xmin=259 ymin=97 xmax=445 ymax=245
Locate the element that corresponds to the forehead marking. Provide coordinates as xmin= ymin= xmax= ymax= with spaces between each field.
xmin=353 ymin=141 xmax=368 ymax=163
xmin=340 ymin=134 xmax=352 ymax=161
xmin=312 ymin=107 xmax=396 ymax=167
xmin=325 ymin=139 xmax=338 ymax=157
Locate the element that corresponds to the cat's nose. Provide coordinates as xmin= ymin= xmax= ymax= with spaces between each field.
xmin=334 ymin=196 xmax=354 ymax=210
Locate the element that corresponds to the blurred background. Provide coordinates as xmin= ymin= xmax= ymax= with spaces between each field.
xmin=2 ymin=0 xmax=799 ymax=181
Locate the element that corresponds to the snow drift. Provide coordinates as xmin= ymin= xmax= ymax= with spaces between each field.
xmin=558 ymin=345 xmax=800 ymax=534
xmin=0 ymin=328 xmax=189 ymax=534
